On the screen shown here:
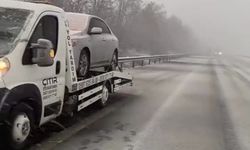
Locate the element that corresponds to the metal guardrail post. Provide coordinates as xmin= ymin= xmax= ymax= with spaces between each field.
xmin=132 ymin=61 xmax=135 ymax=68
xmin=120 ymin=62 xmax=123 ymax=70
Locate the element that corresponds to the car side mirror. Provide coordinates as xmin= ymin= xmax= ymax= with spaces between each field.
xmin=31 ymin=39 xmax=54 ymax=67
xmin=89 ymin=27 xmax=103 ymax=34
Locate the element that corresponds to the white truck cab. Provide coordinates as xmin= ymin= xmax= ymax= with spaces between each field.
xmin=0 ymin=0 xmax=68 ymax=124
xmin=0 ymin=1 xmax=132 ymax=149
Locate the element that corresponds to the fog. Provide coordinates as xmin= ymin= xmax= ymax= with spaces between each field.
xmin=19 ymin=0 xmax=250 ymax=55
xmin=161 ymin=0 xmax=250 ymax=54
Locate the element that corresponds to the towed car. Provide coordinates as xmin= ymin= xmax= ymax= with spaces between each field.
xmin=66 ymin=12 xmax=119 ymax=77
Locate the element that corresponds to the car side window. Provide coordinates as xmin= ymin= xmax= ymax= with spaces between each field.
xmin=88 ymin=18 xmax=97 ymax=31
xmin=23 ymin=15 xmax=58 ymax=65
xmin=99 ymin=20 xmax=111 ymax=34
xmin=89 ymin=18 xmax=111 ymax=34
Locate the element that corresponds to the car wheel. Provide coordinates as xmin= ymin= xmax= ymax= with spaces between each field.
xmin=107 ymin=51 xmax=118 ymax=72
xmin=7 ymin=103 xmax=34 ymax=150
xmin=78 ymin=50 xmax=90 ymax=77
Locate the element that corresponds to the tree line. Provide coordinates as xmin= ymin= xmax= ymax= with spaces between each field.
xmin=24 ymin=0 xmax=200 ymax=55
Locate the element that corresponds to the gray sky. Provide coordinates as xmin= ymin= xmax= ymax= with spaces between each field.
xmin=159 ymin=0 xmax=250 ymax=54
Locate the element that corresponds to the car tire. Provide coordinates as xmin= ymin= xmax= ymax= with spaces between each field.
xmin=7 ymin=103 xmax=34 ymax=150
xmin=106 ymin=51 xmax=118 ymax=72
xmin=78 ymin=50 xmax=90 ymax=77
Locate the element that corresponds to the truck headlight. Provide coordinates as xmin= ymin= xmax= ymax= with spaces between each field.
xmin=0 ymin=58 xmax=10 ymax=76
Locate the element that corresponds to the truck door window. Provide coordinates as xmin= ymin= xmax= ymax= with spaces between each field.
xmin=23 ymin=15 xmax=58 ymax=65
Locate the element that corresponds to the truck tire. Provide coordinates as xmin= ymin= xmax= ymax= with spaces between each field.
xmin=7 ymin=103 xmax=34 ymax=150
xmin=78 ymin=50 xmax=90 ymax=77
xmin=97 ymin=83 xmax=110 ymax=108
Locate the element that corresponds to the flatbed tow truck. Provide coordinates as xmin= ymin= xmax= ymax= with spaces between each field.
xmin=0 ymin=1 xmax=132 ymax=149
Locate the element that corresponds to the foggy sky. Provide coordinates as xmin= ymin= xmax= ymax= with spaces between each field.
xmin=160 ymin=0 xmax=250 ymax=54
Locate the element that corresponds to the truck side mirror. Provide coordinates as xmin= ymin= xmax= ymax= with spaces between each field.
xmin=31 ymin=39 xmax=54 ymax=67
xmin=89 ymin=27 xmax=103 ymax=34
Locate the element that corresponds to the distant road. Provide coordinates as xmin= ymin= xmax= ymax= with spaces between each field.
xmin=31 ymin=56 xmax=250 ymax=150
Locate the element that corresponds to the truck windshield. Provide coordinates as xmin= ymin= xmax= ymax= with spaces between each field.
xmin=0 ymin=7 xmax=32 ymax=56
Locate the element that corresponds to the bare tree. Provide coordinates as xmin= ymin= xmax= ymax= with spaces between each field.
xmin=21 ymin=0 xmax=200 ymax=55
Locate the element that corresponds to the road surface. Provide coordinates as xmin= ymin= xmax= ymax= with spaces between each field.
xmin=31 ymin=56 xmax=250 ymax=150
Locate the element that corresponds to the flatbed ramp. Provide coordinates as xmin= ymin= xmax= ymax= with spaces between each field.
xmin=66 ymin=71 xmax=133 ymax=112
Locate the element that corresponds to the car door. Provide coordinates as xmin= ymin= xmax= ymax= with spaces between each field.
xmin=88 ymin=17 xmax=105 ymax=66
xmin=21 ymin=13 xmax=65 ymax=124
xmin=98 ymin=19 xmax=115 ymax=64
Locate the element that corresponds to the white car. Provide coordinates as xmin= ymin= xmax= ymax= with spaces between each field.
xmin=66 ymin=12 xmax=119 ymax=77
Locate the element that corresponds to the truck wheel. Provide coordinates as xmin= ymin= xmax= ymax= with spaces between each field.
xmin=8 ymin=103 xmax=34 ymax=150
xmin=97 ymin=83 xmax=110 ymax=108
xmin=78 ymin=50 xmax=90 ymax=77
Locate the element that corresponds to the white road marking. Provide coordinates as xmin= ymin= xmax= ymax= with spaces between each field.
xmin=131 ymin=69 xmax=196 ymax=150
xmin=215 ymin=58 xmax=250 ymax=150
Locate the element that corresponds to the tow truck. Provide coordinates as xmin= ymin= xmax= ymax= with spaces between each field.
xmin=0 ymin=1 xmax=132 ymax=149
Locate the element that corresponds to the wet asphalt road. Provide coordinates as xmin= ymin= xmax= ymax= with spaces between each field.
xmin=29 ymin=56 xmax=250 ymax=150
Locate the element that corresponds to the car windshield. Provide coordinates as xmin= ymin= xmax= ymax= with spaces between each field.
xmin=0 ymin=7 xmax=32 ymax=56
xmin=66 ymin=13 xmax=88 ymax=32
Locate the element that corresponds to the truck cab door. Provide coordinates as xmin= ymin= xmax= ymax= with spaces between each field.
xmin=21 ymin=12 xmax=66 ymax=124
